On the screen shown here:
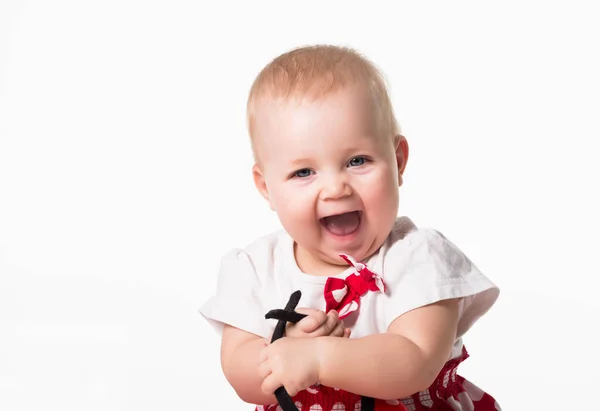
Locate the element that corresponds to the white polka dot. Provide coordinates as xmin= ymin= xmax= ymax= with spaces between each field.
xmin=339 ymin=300 xmax=358 ymax=317
xmin=331 ymin=286 xmax=348 ymax=303
xmin=309 ymin=404 xmax=323 ymax=411
xmin=341 ymin=254 xmax=363 ymax=270
xmin=418 ymin=390 xmax=433 ymax=407
xmin=276 ymin=406 xmax=283 ymax=411
xmin=462 ymin=379 xmax=485 ymax=401
xmin=442 ymin=370 xmax=451 ymax=388
xmin=306 ymin=386 xmax=319 ymax=394
xmin=332 ymin=402 xmax=345 ymax=411
xmin=400 ymin=399 xmax=416 ymax=411
xmin=445 ymin=396 xmax=463 ymax=411
xmin=295 ymin=401 xmax=303 ymax=411
xmin=354 ymin=401 xmax=361 ymax=411
xmin=386 ymin=399 xmax=400 ymax=405
xmin=373 ymin=275 xmax=385 ymax=292
xmin=457 ymin=392 xmax=474 ymax=411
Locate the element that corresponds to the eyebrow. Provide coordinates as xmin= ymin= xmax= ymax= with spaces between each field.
xmin=289 ymin=158 xmax=314 ymax=167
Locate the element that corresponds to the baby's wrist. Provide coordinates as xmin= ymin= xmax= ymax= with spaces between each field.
xmin=314 ymin=336 xmax=335 ymax=383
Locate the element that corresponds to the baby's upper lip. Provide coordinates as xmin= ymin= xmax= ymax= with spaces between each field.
xmin=319 ymin=210 xmax=362 ymax=220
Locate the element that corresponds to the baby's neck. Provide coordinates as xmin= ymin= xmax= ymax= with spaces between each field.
xmin=293 ymin=243 xmax=357 ymax=277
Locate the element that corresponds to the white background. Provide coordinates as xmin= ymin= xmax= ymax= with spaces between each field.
xmin=1 ymin=1 xmax=599 ymax=410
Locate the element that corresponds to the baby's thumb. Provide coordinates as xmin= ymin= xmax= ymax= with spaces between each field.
xmin=294 ymin=307 xmax=325 ymax=333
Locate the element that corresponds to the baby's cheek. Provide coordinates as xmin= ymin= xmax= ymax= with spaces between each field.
xmin=273 ymin=188 xmax=312 ymax=211
xmin=367 ymin=183 xmax=397 ymax=208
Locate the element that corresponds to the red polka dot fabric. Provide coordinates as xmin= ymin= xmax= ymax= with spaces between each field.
xmin=257 ymin=347 xmax=500 ymax=411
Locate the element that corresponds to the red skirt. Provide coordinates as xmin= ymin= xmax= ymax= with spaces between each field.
xmin=257 ymin=347 xmax=500 ymax=411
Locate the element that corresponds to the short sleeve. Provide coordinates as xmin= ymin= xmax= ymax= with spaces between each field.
xmin=381 ymin=228 xmax=499 ymax=337
xmin=199 ymin=249 xmax=267 ymax=338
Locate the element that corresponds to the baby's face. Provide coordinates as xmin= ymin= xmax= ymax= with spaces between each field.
xmin=252 ymin=85 xmax=406 ymax=276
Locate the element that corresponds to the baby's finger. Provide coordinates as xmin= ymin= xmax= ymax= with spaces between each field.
xmin=309 ymin=310 xmax=338 ymax=337
xmin=257 ymin=360 xmax=272 ymax=379
xmin=295 ymin=308 xmax=327 ymax=334
xmin=343 ymin=328 xmax=351 ymax=338
xmin=261 ymin=374 xmax=280 ymax=396
xmin=329 ymin=319 xmax=345 ymax=337
xmin=327 ymin=309 xmax=339 ymax=320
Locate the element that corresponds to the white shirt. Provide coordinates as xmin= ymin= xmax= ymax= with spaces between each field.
xmin=199 ymin=217 xmax=499 ymax=359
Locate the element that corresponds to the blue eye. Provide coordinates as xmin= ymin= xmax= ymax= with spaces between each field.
xmin=348 ymin=157 xmax=366 ymax=167
xmin=293 ymin=168 xmax=313 ymax=178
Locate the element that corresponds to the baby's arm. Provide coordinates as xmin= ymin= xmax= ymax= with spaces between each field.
xmin=316 ymin=298 xmax=459 ymax=400
xmin=222 ymin=325 xmax=278 ymax=405
xmin=222 ymin=309 xmax=348 ymax=405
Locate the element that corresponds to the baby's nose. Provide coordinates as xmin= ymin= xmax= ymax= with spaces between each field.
xmin=320 ymin=175 xmax=352 ymax=200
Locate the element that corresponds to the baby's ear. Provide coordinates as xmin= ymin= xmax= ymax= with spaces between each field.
xmin=394 ymin=135 xmax=409 ymax=186
xmin=252 ymin=164 xmax=275 ymax=210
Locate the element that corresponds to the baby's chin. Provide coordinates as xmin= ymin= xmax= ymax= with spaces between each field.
xmin=319 ymin=247 xmax=375 ymax=269
xmin=294 ymin=235 xmax=384 ymax=274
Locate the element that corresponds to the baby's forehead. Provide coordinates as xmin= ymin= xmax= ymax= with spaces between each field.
xmin=256 ymin=79 xmax=371 ymax=105
xmin=253 ymin=123 xmax=383 ymax=162
xmin=249 ymin=83 xmax=393 ymax=166
xmin=252 ymin=85 xmax=377 ymax=128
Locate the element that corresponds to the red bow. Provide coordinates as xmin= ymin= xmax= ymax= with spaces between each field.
xmin=323 ymin=254 xmax=385 ymax=319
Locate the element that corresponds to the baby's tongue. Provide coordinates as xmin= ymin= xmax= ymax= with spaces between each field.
xmin=323 ymin=212 xmax=360 ymax=236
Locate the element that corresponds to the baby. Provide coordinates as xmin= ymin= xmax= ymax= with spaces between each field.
xmin=200 ymin=45 xmax=500 ymax=411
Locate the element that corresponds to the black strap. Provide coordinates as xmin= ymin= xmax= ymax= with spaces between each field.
xmin=265 ymin=290 xmax=374 ymax=411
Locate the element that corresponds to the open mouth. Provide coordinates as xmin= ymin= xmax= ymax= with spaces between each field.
xmin=320 ymin=211 xmax=362 ymax=236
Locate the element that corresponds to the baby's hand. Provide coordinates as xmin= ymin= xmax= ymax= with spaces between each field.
xmin=259 ymin=337 xmax=320 ymax=397
xmin=285 ymin=308 xmax=351 ymax=339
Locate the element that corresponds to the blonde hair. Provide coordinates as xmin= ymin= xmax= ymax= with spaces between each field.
xmin=247 ymin=45 xmax=400 ymax=146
